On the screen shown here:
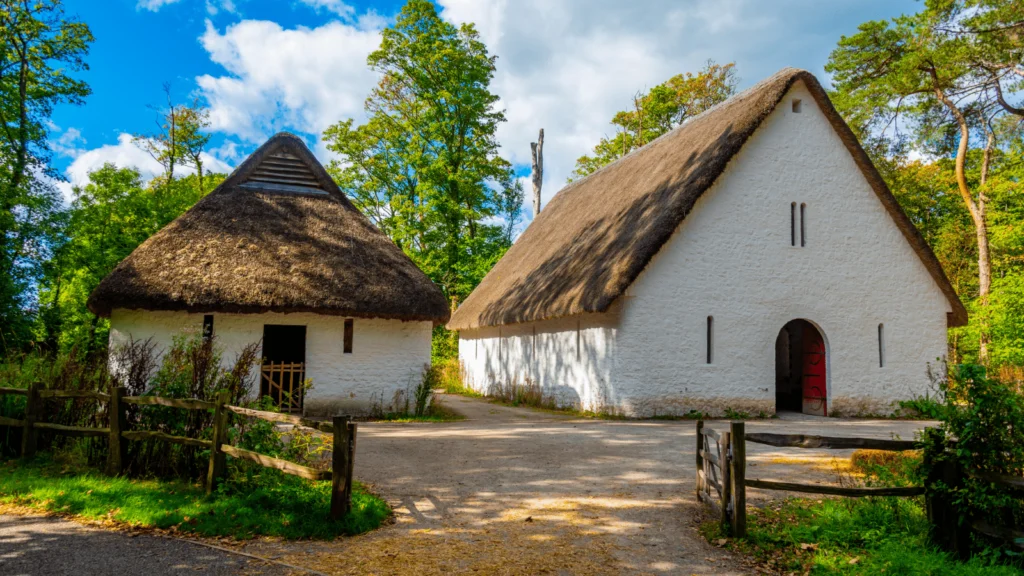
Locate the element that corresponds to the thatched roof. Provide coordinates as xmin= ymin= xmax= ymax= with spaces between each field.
xmin=88 ymin=132 xmax=451 ymax=324
xmin=448 ymin=68 xmax=967 ymax=330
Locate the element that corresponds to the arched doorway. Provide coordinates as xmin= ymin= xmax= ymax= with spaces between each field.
xmin=774 ymin=320 xmax=827 ymax=416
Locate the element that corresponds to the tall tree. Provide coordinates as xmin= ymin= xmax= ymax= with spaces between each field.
xmin=826 ymin=3 xmax=1021 ymax=361
xmin=323 ymin=0 xmax=521 ymax=306
xmin=134 ymin=87 xmax=212 ymax=207
xmin=570 ymin=61 xmax=737 ymax=181
xmin=0 ymin=0 xmax=92 ymax=351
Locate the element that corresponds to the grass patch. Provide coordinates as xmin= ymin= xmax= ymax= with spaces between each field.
xmin=0 ymin=456 xmax=390 ymax=540
xmin=368 ymin=399 xmax=465 ymax=422
xmin=703 ymin=450 xmax=1021 ymax=575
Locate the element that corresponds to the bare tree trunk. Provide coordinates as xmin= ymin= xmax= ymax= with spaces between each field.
xmin=935 ymin=84 xmax=992 ymax=361
xmin=530 ymin=129 xmax=544 ymax=217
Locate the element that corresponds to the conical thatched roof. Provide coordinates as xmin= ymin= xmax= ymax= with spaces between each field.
xmin=88 ymin=132 xmax=450 ymax=324
xmin=448 ymin=68 xmax=967 ymax=330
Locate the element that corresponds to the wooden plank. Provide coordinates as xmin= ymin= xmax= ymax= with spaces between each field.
xmin=0 ymin=387 xmax=28 ymax=396
xmin=122 ymin=396 xmax=217 ymax=410
xmin=731 ymin=422 xmax=747 ymax=538
xmin=695 ymin=421 xmax=704 ymax=498
xmin=121 ymin=430 xmax=212 ymax=448
xmin=972 ymin=520 xmax=1024 ymax=549
xmin=698 ymin=489 xmax=722 ymax=513
xmin=37 ymin=389 xmax=110 ymax=401
xmin=224 ymin=404 xmax=331 ymax=433
xmin=699 ymin=448 xmax=720 ymax=466
xmin=331 ymin=416 xmax=352 ymax=519
xmin=107 ymin=386 xmax=127 ymax=476
xmin=745 ymin=478 xmax=926 ymax=497
xmin=720 ymin=431 xmax=732 ymax=532
xmin=698 ymin=468 xmax=722 ymax=495
xmin=0 ymin=416 xmax=25 ymax=427
xmin=34 ymin=422 xmax=110 ymax=437
xmin=207 ymin=390 xmax=229 ymax=495
xmin=22 ymin=385 xmax=38 ymax=458
xmin=974 ymin=472 xmax=1024 ymax=490
xmin=699 ymin=427 xmax=720 ymax=441
xmin=744 ymin=432 xmax=917 ymax=451
xmin=220 ymin=444 xmax=330 ymax=481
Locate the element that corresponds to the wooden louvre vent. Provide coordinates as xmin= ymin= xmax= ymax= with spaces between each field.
xmin=240 ymin=151 xmax=327 ymax=195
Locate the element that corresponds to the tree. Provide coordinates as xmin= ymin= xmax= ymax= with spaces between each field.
xmin=323 ymin=0 xmax=521 ymax=307
xmin=0 ymin=0 xmax=92 ymax=351
xmin=134 ymin=87 xmax=212 ymax=208
xmin=826 ymin=4 xmax=1024 ymax=361
xmin=570 ymin=61 xmax=737 ymax=181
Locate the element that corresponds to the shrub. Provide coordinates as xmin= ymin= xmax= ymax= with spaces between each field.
xmin=922 ymin=363 xmax=1024 ymax=555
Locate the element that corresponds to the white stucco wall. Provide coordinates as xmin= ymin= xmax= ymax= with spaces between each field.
xmin=458 ymin=81 xmax=952 ymax=417
xmin=108 ymin=309 xmax=433 ymax=416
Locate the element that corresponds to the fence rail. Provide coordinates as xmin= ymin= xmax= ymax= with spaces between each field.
xmin=0 ymin=384 xmax=357 ymax=520
xmin=696 ymin=420 xmax=922 ymax=538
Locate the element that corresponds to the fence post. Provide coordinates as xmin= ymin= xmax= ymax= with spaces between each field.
xmin=206 ymin=390 xmax=230 ymax=495
xmin=344 ymin=421 xmax=357 ymax=511
xmin=730 ymin=421 xmax=747 ymax=538
xmin=720 ymin=430 xmax=732 ymax=535
xmin=331 ymin=415 xmax=352 ymax=519
xmin=107 ymin=386 xmax=127 ymax=476
xmin=21 ymin=384 xmax=38 ymax=459
xmin=695 ymin=420 xmax=704 ymax=497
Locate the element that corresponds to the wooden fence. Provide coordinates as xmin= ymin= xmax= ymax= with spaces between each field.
xmin=0 ymin=384 xmax=358 ymax=519
xmin=260 ymin=362 xmax=305 ymax=413
xmin=696 ymin=420 xmax=924 ymax=538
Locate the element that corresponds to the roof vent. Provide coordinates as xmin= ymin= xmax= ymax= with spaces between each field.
xmin=240 ymin=151 xmax=327 ymax=194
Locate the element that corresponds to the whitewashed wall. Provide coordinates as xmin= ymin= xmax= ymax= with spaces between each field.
xmin=108 ymin=309 xmax=433 ymax=415
xmin=458 ymin=80 xmax=952 ymax=417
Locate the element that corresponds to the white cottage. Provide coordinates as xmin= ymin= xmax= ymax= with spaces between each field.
xmin=88 ymin=133 xmax=450 ymax=415
xmin=448 ymin=68 xmax=966 ymax=418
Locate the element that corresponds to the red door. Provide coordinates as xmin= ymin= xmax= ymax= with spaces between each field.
xmin=801 ymin=324 xmax=827 ymax=416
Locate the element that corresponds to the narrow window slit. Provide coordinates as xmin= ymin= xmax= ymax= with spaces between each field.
xmin=792 ymin=99 xmax=802 ymax=113
xmin=706 ymin=316 xmax=714 ymax=364
xmin=790 ymin=202 xmax=797 ymax=246
xmin=202 ymin=315 xmax=214 ymax=341
xmin=878 ymin=323 xmax=885 ymax=368
xmin=800 ymin=203 xmax=807 ymax=247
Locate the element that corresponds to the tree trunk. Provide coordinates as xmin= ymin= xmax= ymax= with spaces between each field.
xmin=530 ymin=128 xmax=543 ymax=217
xmin=935 ymin=85 xmax=991 ymax=361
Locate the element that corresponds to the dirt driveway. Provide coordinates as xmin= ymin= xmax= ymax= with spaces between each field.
xmin=242 ymin=394 xmax=929 ymax=575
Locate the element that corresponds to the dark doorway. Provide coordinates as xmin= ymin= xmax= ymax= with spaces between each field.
xmin=261 ymin=325 xmax=306 ymax=413
xmin=775 ymin=320 xmax=827 ymax=416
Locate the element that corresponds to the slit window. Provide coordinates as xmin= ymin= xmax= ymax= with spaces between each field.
xmin=800 ymin=203 xmax=807 ymax=247
xmin=343 ymin=319 xmax=354 ymax=353
xmin=790 ymin=203 xmax=797 ymax=246
xmin=576 ymin=320 xmax=581 ymax=361
xmin=792 ymin=99 xmax=802 ymax=113
xmin=878 ymin=323 xmax=885 ymax=368
xmin=203 ymin=315 xmax=214 ymax=341
xmin=706 ymin=316 xmax=714 ymax=364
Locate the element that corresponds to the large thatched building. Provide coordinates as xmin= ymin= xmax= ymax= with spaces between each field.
xmin=448 ymin=68 xmax=966 ymax=418
xmin=89 ymin=132 xmax=450 ymax=415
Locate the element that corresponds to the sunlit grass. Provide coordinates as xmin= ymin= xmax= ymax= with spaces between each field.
xmin=0 ymin=457 xmax=390 ymax=539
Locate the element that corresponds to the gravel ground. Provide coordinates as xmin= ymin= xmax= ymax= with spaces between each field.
xmin=0 ymin=514 xmax=285 ymax=575
xmin=1 ymin=396 xmax=930 ymax=575
xmin=244 ymin=395 xmax=931 ymax=575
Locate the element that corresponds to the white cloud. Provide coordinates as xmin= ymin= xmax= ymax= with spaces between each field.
xmin=137 ymin=0 xmax=181 ymax=12
xmin=50 ymin=126 xmax=87 ymax=159
xmin=190 ymin=0 xmax=912 ymax=214
xmin=196 ymin=18 xmax=382 ymax=144
xmin=58 ymin=133 xmax=232 ymax=203
xmin=297 ymin=0 xmax=354 ymax=18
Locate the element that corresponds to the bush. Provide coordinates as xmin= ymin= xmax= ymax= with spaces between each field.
xmin=922 ymin=363 xmax=1024 ymax=556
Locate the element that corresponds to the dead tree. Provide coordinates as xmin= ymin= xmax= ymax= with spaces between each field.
xmin=530 ymin=129 xmax=544 ymax=217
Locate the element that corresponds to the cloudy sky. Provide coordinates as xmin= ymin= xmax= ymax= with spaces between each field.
xmin=51 ymin=0 xmax=919 ymax=215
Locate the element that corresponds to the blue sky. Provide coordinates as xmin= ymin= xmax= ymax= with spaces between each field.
xmin=49 ymin=0 xmax=921 ymax=211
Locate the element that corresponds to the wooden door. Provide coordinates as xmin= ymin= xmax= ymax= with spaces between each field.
xmin=801 ymin=324 xmax=827 ymax=416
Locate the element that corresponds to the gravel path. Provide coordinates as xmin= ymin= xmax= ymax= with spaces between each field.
xmin=2 ymin=396 xmax=930 ymax=575
xmin=0 ymin=514 xmax=285 ymax=575
xmin=243 ymin=395 xmax=930 ymax=575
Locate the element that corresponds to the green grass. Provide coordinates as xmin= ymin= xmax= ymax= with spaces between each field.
xmin=702 ymin=451 xmax=1021 ymax=575
xmin=0 ymin=457 xmax=390 ymax=540
xmin=370 ymin=400 xmax=465 ymax=422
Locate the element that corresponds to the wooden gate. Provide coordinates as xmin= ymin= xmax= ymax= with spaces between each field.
xmin=260 ymin=361 xmax=305 ymax=413
xmin=696 ymin=421 xmax=735 ymax=530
